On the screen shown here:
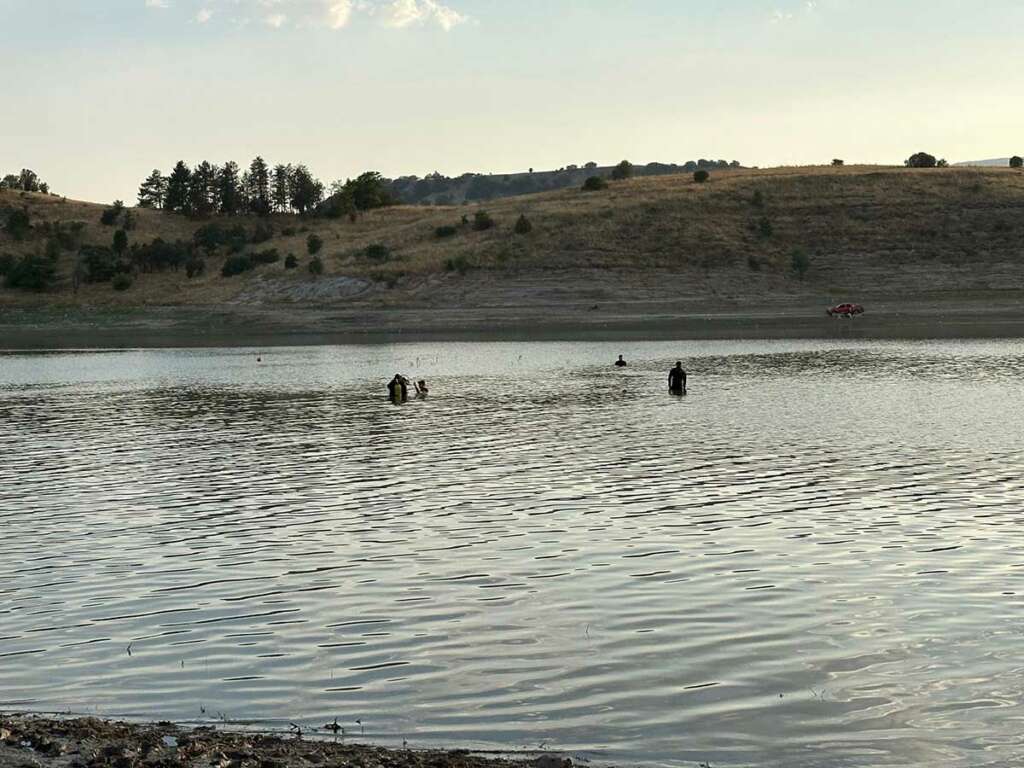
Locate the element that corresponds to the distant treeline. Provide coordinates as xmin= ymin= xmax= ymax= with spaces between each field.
xmin=137 ymin=158 xmax=397 ymax=218
xmin=388 ymin=159 xmax=743 ymax=205
xmin=1 ymin=169 xmax=53 ymax=195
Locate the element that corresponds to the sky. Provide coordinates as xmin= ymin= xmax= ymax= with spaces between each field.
xmin=2 ymin=0 xmax=1023 ymax=202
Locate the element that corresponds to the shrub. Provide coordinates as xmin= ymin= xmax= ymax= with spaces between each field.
xmin=185 ymin=257 xmax=205 ymax=278
xmin=284 ymin=254 xmax=299 ymax=269
xmin=100 ymin=200 xmax=124 ymax=226
xmin=4 ymin=208 xmax=31 ymax=240
xmin=1011 ymin=156 xmax=1024 ymax=169
xmin=832 ymin=158 xmax=845 ymax=166
xmin=308 ymin=256 xmax=324 ymax=276
xmin=582 ymin=176 xmax=608 ymax=192
xmin=113 ymin=229 xmax=128 ymax=256
xmin=905 ymin=152 xmax=937 ymax=168
xmin=472 ymin=210 xmax=495 ymax=231
xmin=307 ymin=233 xmax=323 ymax=255
xmin=435 ymin=224 xmax=458 ymax=238
xmin=80 ymin=245 xmax=118 ymax=283
xmin=756 ymin=217 xmax=773 ymax=238
xmin=936 ymin=158 xmax=949 ymax=168
xmin=365 ymin=243 xmax=392 ymax=262
xmin=251 ymin=249 xmax=280 ymax=265
xmin=221 ymin=254 xmax=255 ymax=277
xmin=112 ymin=273 xmax=133 ymax=291
xmin=6 ymin=253 xmax=57 ymax=291
xmin=514 ymin=214 xmax=533 ymax=235
xmin=791 ymin=248 xmax=810 ymax=278
xmin=282 ymin=226 xmax=297 ymax=236
xmin=610 ymin=160 xmax=633 ymax=180
xmin=445 ymin=255 xmax=471 ymax=274
xmin=251 ymin=221 xmax=274 ymax=244
xmin=694 ymin=170 xmax=710 ymax=183
xmin=44 ymin=237 xmax=62 ymax=261
xmin=750 ymin=189 xmax=764 ymax=207
xmin=193 ymin=222 xmax=228 ymax=254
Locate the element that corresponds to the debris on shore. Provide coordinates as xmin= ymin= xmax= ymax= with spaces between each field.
xmin=0 ymin=716 xmax=575 ymax=768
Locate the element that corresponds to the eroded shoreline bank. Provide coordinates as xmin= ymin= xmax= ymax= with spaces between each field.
xmin=0 ymin=715 xmax=576 ymax=768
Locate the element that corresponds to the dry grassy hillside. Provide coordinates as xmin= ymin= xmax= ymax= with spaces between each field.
xmin=3 ymin=165 xmax=1024 ymax=310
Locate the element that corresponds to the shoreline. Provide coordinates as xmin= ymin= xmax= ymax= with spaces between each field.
xmin=3 ymin=300 xmax=1024 ymax=350
xmin=0 ymin=715 xmax=571 ymax=768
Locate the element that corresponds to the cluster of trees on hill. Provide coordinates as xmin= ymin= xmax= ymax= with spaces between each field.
xmin=138 ymin=160 xmax=399 ymax=219
xmin=0 ymin=169 xmax=52 ymax=195
xmin=388 ymin=159 xmax=742 ymax=204
xmin=138 ymin=157 xmax=326 ymax=216
xmin=905 ymin=152 xmax=950 ymax=168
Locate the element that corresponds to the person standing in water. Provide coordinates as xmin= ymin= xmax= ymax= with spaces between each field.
xmin=614 ymin=355 xmax=628 ymax=367
xmin=388 ymin=374 xmax=409 ymax=404
xmin=414 ymin=380 xmax=429 ymax=398
xmin=668 ymin=361 xmax=687 ymax=395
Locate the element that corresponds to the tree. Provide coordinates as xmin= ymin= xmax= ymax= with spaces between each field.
xmin=307 ymin=233 xmax=323 ymax=255
xmin=100 ymin=200 xmax=125 ymax=226
xmin=832 ymin=159 xmax=844 ymax=166
xmin=247 ymin=156 xmax=271 ymax=215
xmin=290 ymin=165 xmax=324 ymax=214
xmin=582 ymin=176 xmax=608 ymax=191
xmin=937 ymin=158 xmax=949 ymax=168
xmin=0 ymin=174 xmax=19 ymax=189
xmin=112 ymin=229 xmax=128 ymax=258
xmin=137 ymin=170 xmax=168 ymax=209
xmin=5 ymin=253 xmax=56 ymax=291
xmin=272 ymin=164 xmax=292 ymax=213
xmin=610 ymin=160 xmax=633 ymax=180
xmin=218 ymin=162 xmax=242 ymax=215
xmin=905 ymin=152 xmax=937 ymax=168
xmin=308 ymin=256 xmax=324 ymax=276
xmin=165 ymin=161 xmax=192 ymax=214
xmin=347 ymin=171 xmax=396 ymax=211
xmin=189 ymin=161 xmax=218 ymax=218
xmin=1011 ymin=156 xmax=1024 ymax=169
xmin=473 ymin=210 xmax=495 ymax=231
xmin=584 ymin=161 xmax=598 ymax=170
xmin=791 ymin=248 xmax=810 ymax=279
xmin=514 ymin=214 xmax=533 ymax=234
xmin=694 ymin=170 xmax=710 ymax=183
xmin=18 ymin=169 xmax=40 ymax=192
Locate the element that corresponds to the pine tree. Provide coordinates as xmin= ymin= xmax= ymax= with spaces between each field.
xmin=137 ymin=169 xmax=168 ymax=209
xmin=272 ymin=164 xmax=292 ymax=213
xmin=218 ymin=162 xmax=242 ymax=215
xmin=289 ymin=165 xmax=324 ymax=214
xmin=165 ymin=161 xmax=192 ymax=214
xmin=248 ymin=156 xmax=271 ymax=216
xmin=189 ymin=161 xmax=218 ymax=217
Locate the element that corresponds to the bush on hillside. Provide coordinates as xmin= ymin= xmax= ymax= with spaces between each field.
xmin=694 ymin=170 xmax=710 ymax=183
xmin=80 ymin=245 xmax=120 ymax=283
xmin=307 ymin=233 xmax=323 ymax=255
xmin=610 ymin=160 xmax=633 ymax=181
xmin=113 ymin=229 xmax=128 ymax=256
xmin=100 ymin=200 xmax=125 ymax=226
xmin=582 ymin=176 xmax=608 ymax=192
xmin=251 ymin=221 xmax=274 ymax=244
xmin=185 ymin=257 xmax=205 ymax=278
xmin=112 ymin=273 xmax=133 ymax=291
xmin=747 ymin=255 xmax=761 ymax=271
xmin=750 ymin=189 xmax=764 ymax=207
xmin=284 ymin=254 xmax=298 ymax=269
xmin=308 ymin=256 xmax=324 ymax=276
xmin=6 ymin=253 xmax=57 ymax=291
xmin=756 ymin=217 xmax=773 ymax=238
xmin=4 ymin=208 xmax=31 ymax=240
xmin=251 ymin=249 xmax=280 ymax=265
xmin=905 ymin=152 xmax=937 ymax=168
xmin=445 ymin=255 xmax=471 ymax=274
xmin=365 ymin=243 xmax=392 ymax=262
xmin=832 ymin=159 xmax=845 ymax=166
xmin=221 ymin=254 xmax=255 ymax=277
xmin=473 ymin=210 xmax=495 ymax=231
xmin=791 ymin=248 xmax=810 ymax=279
xmin=1011 ymin=156 xmax=1024 ymax=169
xmin=435 ymin=224 xmax=458 ymax=238
xmin=514 ymin=214 xmax=533 ymax=235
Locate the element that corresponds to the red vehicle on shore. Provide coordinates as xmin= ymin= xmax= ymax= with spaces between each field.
xmin=827 ymin=302 xmax=864 ymax=318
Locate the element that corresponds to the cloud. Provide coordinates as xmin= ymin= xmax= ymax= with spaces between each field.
xmin=144 ymin=0 xmax=467 ymax=31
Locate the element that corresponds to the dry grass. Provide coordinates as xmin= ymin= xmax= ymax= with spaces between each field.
xmin=4 ymin=164 xmax=1024 ymax=308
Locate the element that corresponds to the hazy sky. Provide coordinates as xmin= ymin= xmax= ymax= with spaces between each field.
xmin=2 ymin=0 xmax=1022 ymax=202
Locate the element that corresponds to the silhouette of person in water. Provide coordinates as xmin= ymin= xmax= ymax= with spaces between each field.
xmin=668 ymin=361 xmax=687 ymax=395
xmin=614 ymin=355 xmax=627 ymax=367
xmin=414 ymin=380 xmax=429 ymax=398
xmin=388 ymin=374 xmax=409 ymax=403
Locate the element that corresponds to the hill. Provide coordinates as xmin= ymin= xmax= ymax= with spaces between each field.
xmin=4 ymin=164 xmax=1024 ymax=345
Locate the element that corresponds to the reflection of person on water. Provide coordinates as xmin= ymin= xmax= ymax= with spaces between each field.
xmin=614 ymin=355 xmax=628 ymax=367
xmin=414 ymin=380 xmax=429 ymax=398
xmin=387 ymin=374 xmax=409 ymax=403
xmin=668 ymin=361 xmax=687 ymax=395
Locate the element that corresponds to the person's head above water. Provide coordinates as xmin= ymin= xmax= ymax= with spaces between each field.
xmin=675 ymin=361 xmax=682 ymax=368
xmin=618 ymin=355 xmax=624 ymax=361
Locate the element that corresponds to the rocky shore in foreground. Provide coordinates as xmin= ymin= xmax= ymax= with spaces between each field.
xmin=0 ymin=717 xmax=577 ymax=768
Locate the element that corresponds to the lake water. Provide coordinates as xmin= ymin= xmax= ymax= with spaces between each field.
xmin=3 ymin=340 xmax=1024 ymax=767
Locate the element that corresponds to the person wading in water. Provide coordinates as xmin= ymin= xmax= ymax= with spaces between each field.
xmin=614 ymin=355 xmax=628 ymax=367
xmin=387 ymin=374 xmax=409 ymax=404
xmin=668 ymin=361 xmax=687 ymax=395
